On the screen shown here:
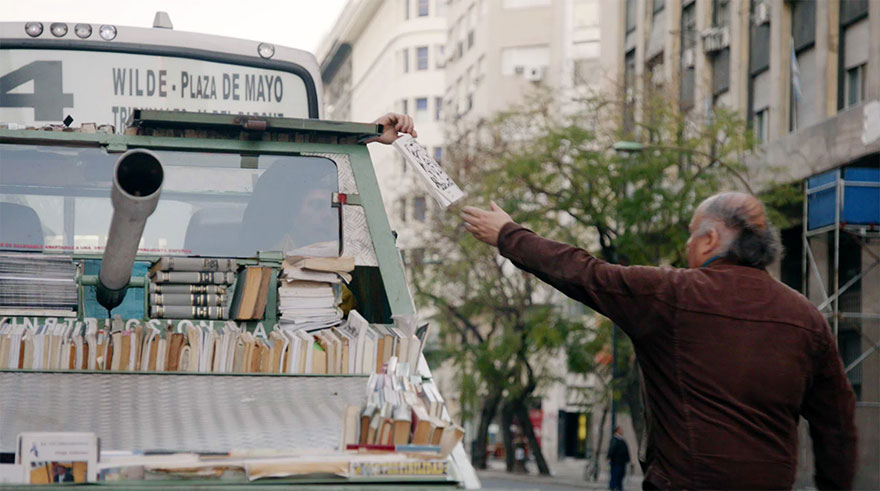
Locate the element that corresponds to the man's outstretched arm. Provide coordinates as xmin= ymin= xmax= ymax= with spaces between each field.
xmin=461 ymin=203 xmax=675 ymax=339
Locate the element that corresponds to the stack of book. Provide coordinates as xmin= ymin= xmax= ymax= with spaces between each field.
xmin=0 ymin=253 xmax=77 ymax=317
xmin=340 ymin=357 xmax=463 ymax=455
xmin=278 ymin=255 xmax=354 ymax=331
xmin=147 ymin=257 xmax=236 ymax=320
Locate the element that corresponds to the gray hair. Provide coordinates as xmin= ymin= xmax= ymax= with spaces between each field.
xmin=695 ymin=192 xmax=782 ymax=268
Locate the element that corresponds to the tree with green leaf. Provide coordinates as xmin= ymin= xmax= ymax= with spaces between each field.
xmin=412 ymin=85 xmax=795 ymax=478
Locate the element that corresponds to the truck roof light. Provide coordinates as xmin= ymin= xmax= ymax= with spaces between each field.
xmin=74 ymin=23 xmax=92 ymax=38
xmin=258 ymin=43 xmax=275 ymax=59
xmin=25 ymin=22 xmax=43 ymax=37
xmin=50 ymin=23 xmax=68 ymax=37
xmin=99 ymin=24 xmax=117 ymax=40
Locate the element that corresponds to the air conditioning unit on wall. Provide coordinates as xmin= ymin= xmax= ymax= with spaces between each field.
xmin=753 ymin=1 xmax=770 ymax=25
xmin=702 ymin=26 xmax=730 ymax=53
xmin=524 ymin=65 xmax=545 ymax=82
xmin=682 ymin=48 xmax=695 ymax=69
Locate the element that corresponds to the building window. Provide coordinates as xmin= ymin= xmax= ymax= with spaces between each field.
xmin=435 ymin=97 xmax=443 ymax=120
xmin=401 ymin=98 xmax=409 ymax=115
xmin=840 ymin=0 xmax=868 ymax=27
xmin=433 ymin=146 xmax=443 ymax=164
xmin=399 ymin=198 xmax=407 ymax=223
xmin=465 ymin=93 xmax=474 ymax=112
xmin=749 ymin=0 xmax=771 ymax=75
xmin=625 ymin=0 xmax=637 ymax=33
xmin=400 ymin=153 xmax=407 ymax=174
xmin=416 ymin=46 xmax=429 ymax=70
xmin=435 ymin=45 xmax=446 ymax=68
xmin=416 ymin=97 xmax=428 ymax=120
xmin=753 ymin=108 xmax=769 ymax=142
xmin=623 ymin=49 xmax=636 ymax=134
xmin=402 ymin=48 xmax=410 ymax=73
xmin=712 ymin=0 xmax=730 ymax=27
xmin=791 ymin=0 xmax=816 ymax=52
xmin=457 ymin=41 xmax=464 ymax=59
xmin=418 ymin=0 xmax=429 ymax=17
xmin=845 ymin=64 xmax=866 ymax=107
xmin=712 ymin=48 xmax=730 ymax=96
xmin=680 ymin=3 xmax=696 ymax=109
xmin=653 ymin=0 xmax=664 ymax=15
xmin=413 ymin=196 xmax=427 ymax=222
xmin=404 ymin=0 xmax=410 ymax=19
xmin=468 ymin=30 xmax=475 ymax=49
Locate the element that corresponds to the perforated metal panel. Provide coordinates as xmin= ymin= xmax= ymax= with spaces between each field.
xmin=342 ymin=205 xmax=380 ymax=267
xmin=0 ymin=372 xmax=367 ymax=453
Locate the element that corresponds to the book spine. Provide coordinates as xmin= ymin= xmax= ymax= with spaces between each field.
xmin=152 ymin=271 xmax=234 ymax=284
xmin=149 ymin=284 xmax=228 ymax=294
xmin=150 ymin=293 xmax=228 ymax=306
xmin=152 ymin=257 xmax=237 ymax=272
xmin=149 ymin=305 xmax=229 ymax=319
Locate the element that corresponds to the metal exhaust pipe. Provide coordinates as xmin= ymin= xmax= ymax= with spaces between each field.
xmin=96 ymin=149 xmax=164 ymax=312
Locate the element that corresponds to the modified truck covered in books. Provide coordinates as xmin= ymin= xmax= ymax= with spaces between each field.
xmin=0 ymin=18 xmax=478 ymax=488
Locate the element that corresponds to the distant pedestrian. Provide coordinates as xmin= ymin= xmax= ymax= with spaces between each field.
xmin=461 ymin=193 xmax=857 ymax=489
xmin=607 ymin=426 xmax=630 ymax=490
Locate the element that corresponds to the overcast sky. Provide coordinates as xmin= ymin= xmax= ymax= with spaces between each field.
xmin=4 ymin=0 xmax=349 ymax=54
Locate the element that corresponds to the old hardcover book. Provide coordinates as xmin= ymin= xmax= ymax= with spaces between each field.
xmin=150 ymin=293 xmax=227 ymax=307
xmin=152 ymin=271 xmax=234 ymax=285
xmin=284 ymin=255 xmax=355 ymax=273
xmin=165 ymin=333 xmax=185 ymax=371
xmin=252 ymin=267 xmax=273 ymax=319
xmin=392 ymin=403 xmax=413 ymax=445
xmin=149 ymin=257 xmax=236 ymax=275
xmin=235 ymin=266 xmax=263 ymax=320
xmin=149 ymin=284 xmax=227 ymax=295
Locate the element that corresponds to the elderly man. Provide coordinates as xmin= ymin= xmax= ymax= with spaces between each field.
xmin=462 ymin=193 xmax=857 ymax=490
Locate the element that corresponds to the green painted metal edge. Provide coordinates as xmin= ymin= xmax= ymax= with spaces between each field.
xmin=131 ymin=109 xmax=382 ymax=137
xmin=346 ymin=146 xmax=415 ymax=317
xmin=0 ymin=129 xmax=366 ymax=155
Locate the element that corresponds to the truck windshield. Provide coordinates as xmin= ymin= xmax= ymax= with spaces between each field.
xmin=0 ymin=144 xmax=340 ymax=257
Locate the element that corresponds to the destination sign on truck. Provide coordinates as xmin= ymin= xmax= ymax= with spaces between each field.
xmin=0 ymin=49 xmax=310 ymax=131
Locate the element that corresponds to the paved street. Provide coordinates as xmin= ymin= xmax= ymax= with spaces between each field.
xmin=476 ymin=459 xmax=642 ymax=490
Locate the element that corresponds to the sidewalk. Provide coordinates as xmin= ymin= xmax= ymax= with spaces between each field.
xmin=477 ymin=458 xmax=642 ymax=490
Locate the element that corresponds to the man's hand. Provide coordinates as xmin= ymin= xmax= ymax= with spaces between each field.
xmin=365 ymin=112 xmax=418 ymax=144
xmin=461 ymin=202 xmax=514 ymax=247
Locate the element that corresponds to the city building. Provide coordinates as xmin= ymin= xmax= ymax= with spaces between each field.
xmin=443 ymin=0 xmax=603 ymax=124
xmin=317 ymin=0 xmax=449 ymax=255
xmin=600 ymin=0 xmax=879 ymax=487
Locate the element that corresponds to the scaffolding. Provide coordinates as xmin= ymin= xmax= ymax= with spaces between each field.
xmin=803 ymin=166 xmax=880 ymax=379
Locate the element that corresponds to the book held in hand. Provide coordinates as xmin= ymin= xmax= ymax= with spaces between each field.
xmin=392 ymin=134 xmax=464 ymax=208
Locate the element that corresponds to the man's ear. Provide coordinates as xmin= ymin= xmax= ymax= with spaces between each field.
xmin=701 ymin=228 xmax=721 ymax=256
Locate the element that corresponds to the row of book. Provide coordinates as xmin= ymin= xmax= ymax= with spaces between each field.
xmin=147 ymin=257 xmax=237 ymax=320
xmin=340 ymin=357 xmax=462 ymax=452
xmin=0 ymin=311 xmax=429 ymax=374
xmin=0 ymin=253 xmax=77 ymax=318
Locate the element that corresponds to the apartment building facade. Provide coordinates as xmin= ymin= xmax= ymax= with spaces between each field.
xmin=600 ymin=0 xmax=879 ymax=487
xmin=443 ymin=0 xmax=602 ymax=123
xmin=317 ymin=0 xmax=449 ymax=254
